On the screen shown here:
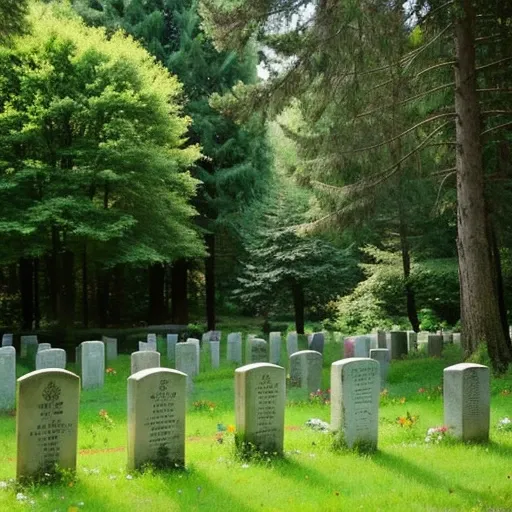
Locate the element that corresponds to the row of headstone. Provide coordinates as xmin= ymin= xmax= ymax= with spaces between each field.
xmin=2 ymin=333 xmax=13 ymax=347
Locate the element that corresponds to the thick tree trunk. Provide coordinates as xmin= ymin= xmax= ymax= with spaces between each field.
xmin=148 ymin=263 xmax=166 ymax=324
xmin=171 ymin=259 xmax=189 ymax=324
xmin=205 ymin=233 xmax=216 ymax=330
xmin=454 ymin=0 xmax=511 ymax=371
xmin=19 ymin=257 xmax=33 ymax=330
xmin=292 ymin=281 xmax=305 ymax=335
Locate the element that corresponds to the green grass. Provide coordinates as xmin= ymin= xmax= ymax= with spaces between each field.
xmin=1 ymin=338 xmax=512 ymax=511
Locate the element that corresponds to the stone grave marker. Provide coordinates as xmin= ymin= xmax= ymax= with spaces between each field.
xmin=210 ymin=341 xmax=220 ymax=369
xmin=453 ymin=333 xmax=461 ymax=345
xmin=210 ymin=330 xmax=221 ymax=342
xmin=390 ymin=331 xmax=408 ymax=360
xmin=289 ymin=350 xmax=322 ymax=393
xmin=147 ymin=333 xmax=157 ymax=351
xmin=175 ymin=342 xmax=198 ymax=378
xmin=343 ymin=336 xmax=370 ymax=358
xmin=309 ymin=332 xmax=325 ymax=354
xmin=444 ymin=363 xmax=490 ymax=441
xmin=2 ymin=333 xmax=13 ymax=347
xmin=0 ymin=346 xmax=16 ymax=410
xmin=186 ymin=338 xmax=200 ymax=373
xmin=131 ymin=351 xmax=160 ymax=375
xmin=36 ymin=348 xmax=66 ymax=370
xmin=75 ymin=344 xmax=81 ymax=373
xmin=407 ymin=332 xmax=418 ymax=352
xmin=442 ymin=332 xmax=453 ymax=344
xmin=376 ymin=331 xmax=387 ymax=349
xmin=370 ymin=348 xmax=390 ymax=389
xmin=245 ymin=334 xmax=256 ymax=363
xmin=269 ymin=332 xmax=281 ymax=365
xmin=102 ymin=336 xmax=118 ymax=361
xmin=427 ymin=334 xmax=443 ymax=357
xmin=248 ymin=338 xmax=268 ymax=364
xmin=331 ymin=358 xmax=380 ymax=450
xmin=80 ymin=341 xmax=105 ymax=389
xmin=37 ymin=343 xmax=51 ymax=352
xmin=235 ymin=363 xmax=285 ymax=454
xmin=16 ymin=368 xmax=80 ymax=480
xmin=286 ymin=332 xmax=298 ymax=358
xmin=21 ymin=335 xmax=38 ymax=360
xmin=127 ymin=368 xmax=186 ymax=470
xmin=227 ymin=332 xmax=242 ymax=364
xmin=166 ymin=334 xmax=178 ymax=362
xmin=307 ymin=334 xmax=312 ymax=345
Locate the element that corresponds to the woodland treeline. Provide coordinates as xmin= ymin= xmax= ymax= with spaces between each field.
xmin=1 ymin=1 xmax=512 ymax=371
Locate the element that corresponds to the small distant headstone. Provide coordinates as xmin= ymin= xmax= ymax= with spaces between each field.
xmin=376 ymin=331 xmax=387 ymax=349
xmin=343 ymin=336 xmax=370 ymax=358
xmin=139 ymin=341 xmax=155 ymax=352
xmin=147 ymin=334 xmax=157 ymax=351
xmin=307 ymin=334 xmax=313 ymax=345
xmin=2 ymin=333 xmax=13 ymax=347
xmin=245 ymin=334 xmax=256 ymax=363
xmin=407 ymin=332 xmax=418 ymax=352
xmin=331 ymin=358 xmax=380 ymax=450
xmin=127 ymin=368 xmax=186 ymax=470
xmin=210 ymin=330 xmax=221 ymax=342
xmin=443 ymin=363 xmax=490 ymax=441
xmin=210 ymin=341 xmax=220 ymax=369
xmin=36 ymin=348 xmax=66 ymax=370
xmin=269 ymin=332 xmax=281 ymax=365
xmin=453 ymin=333 xmax=461 ymax=345
xmin=370 ymin=348 xmax=390 ymax=389
xmin=16 ymin=369 xmax=80 ymax=480
xmin=427 ymin=335 xmax=443 ymax=357
xmin=235 ymin=363 xmax=285 ymax=455
xmin=166 ymin=334 xmax=178 ymax=361
xmin=37 ymin=343 xmax=51 ymax=352
xmin=289 ymin=350 xmax=322 ymax=393
xmin=369 ymin=334 xmax=378 ymax=350
xmin=390 ymin=331 xmax=408 ymax=360
xmin=80 ymin=341 xmax=105 ymax=389
xmin=286 ymin=332 xmax=298 ymax=358
xmin=175 ymin=342 xmax=198 ymax=378
xmin=442 ymin=332 xmax=453 ymax=344
xmin=20 ymin=335 xmax=38 ymax=359
xmin=131 ymin=351 xmax=160 ymax=376
xmin=309 ymin=332 xmax=324 ymax=354
xmin=227 ymin=332 xmax=242 ymax=364
xmin=186 ymin=338 xmax=200 ymax=373
xmin=0 ymin=346 xmax=16 ymax=410
xmin=248 ymin=338 xmax=268 ymax=363
xmin=102 ymin=336 xmax=118 ymax=361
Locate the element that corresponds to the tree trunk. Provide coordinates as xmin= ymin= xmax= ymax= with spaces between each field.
xmin=19 ymin=257 xmax=33 ymax=330
xmin=110 ymin=264 xmax=124 ymax=326
xmin=33 ymin=258 xmax=40 ymax=330
xmin=205 ymin=233 xmax=216 ymax=330
xmin=148 ymin=262 xmax=166 ymax=324
xmin=454 ymin=0 xmax=511 ymax=371
xmin=292 ymin=281 xmax=305 ymax=334
xmin=82 ymin=244 xmax=88 ymax=328
xmin=97 ymin=266 xmax=110 ymax=328
xmin=58 ymin=249 xmax=75 ymax=327
xmin=171 ymin=259 xmax=189 ymax=324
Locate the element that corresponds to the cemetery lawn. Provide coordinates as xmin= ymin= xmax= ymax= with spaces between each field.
xmin=1 ymin=336 xmax=512 ymax=511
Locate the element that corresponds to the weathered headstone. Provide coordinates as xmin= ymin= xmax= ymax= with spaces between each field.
xmin=286 ymin=332 xmax=298 ymax=358
xmin=453 ymin=333 xmax=461 ymax=345
xmin=186 ymin=338 xmax=200 ymax=373
xmin=331 ymin=358 xmax=380 ymax=450
xmin=20 ymin=335 xmax=38 ymax=359
xmin=127 ymin=368 xmax=186 ymax=470
xmin=309 ymin=332 xmax=325 ymax=354
xmin=407 ymin=331 xmax=418 ymax=352
xmin=210 ymin=330 xmax=221 ymax=342
xmin=36 ymin=348 xmax=66 ymax=370
xmin=390 ymin=331 xmax=408 ymax=360
xmin=0 ymin=346 xmax=16 ymax=410
xmin=289 ymin=350 xmax=322 ymax=393
xmin=175 ymin=342 xmax=198 ymax=378
xmin=16 ymin=369 xmax=80 ymax=480
xmin=369 ymin=333 xmax=378 ymax=350
xmin=102 ymin=336 xmax=118 ymax=361
xmin=427 ymin=334 xmax=443 ymax=357
xmin=166 ymin=334 xmax=178 ymax=362
xmin=248 ymin=338 xmax=268 ymax=363
xmin=210 ymin=341 xmax=220 ymax=369
xmin=269 ymin=332 xmax=281 ymax=365
xmin=147 ymin=333 xmax=157 ymax=351
xmin=235 ymin=363 xmax=285 ymax=454
xmin=227 ymin=332 xmax=242 ymax=364
xmin=245 ymin=334 xmax=256 ymax=363
xmin=443 ymin=363 xmax=490 ymax=441
xmin=2 ymin=333 xmax=13 ymax=347
xmin=131 ymin=351 xmax=160 ymax=375
xmin=37 ymin=343 xmax=51 ymax=352
xmin=343 ymin=336 xmax=370 ymax=358
xmin=376 ymin=331 xmax=387 ymax=349
xmin=80 ymin=341 xmax=105 ymax=389
xmin=369 ymin=348 xmax=390 ymax=389
xmin=442 ymin=332 xmax=453 ymax=344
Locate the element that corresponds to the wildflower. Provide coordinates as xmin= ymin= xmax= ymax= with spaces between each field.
xmin=498 ymin=417 xmax=512 ymax=431
xmin=399 ymin=397 xmax=406 ymax=404
xmin=241 ymin=463 xmax=249 ymax=469
xmin=126 ymin=474 xmax=133 ymax=480
xmin=418 ymin=388 xmax=426 ymax=393
xmin=0 ymin=481 xmax=7 ymax=489
xmin=227 ymin=424 xmax=236 ymax=433
xmin=305 ymin=418 xmax=330 ymax=432
xmin=106 ymin=367 xmax=117 ymax=375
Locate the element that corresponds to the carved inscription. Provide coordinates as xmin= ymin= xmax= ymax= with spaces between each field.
xmin=463 ymin=370 xmax=480 ymax=421
xmin=254 ymin=373 xmax=279 ymax=445
xmin=346 ymin=364 xmax=379 ymax=437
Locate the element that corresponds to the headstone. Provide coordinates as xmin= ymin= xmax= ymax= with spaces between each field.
xmin=227 ymin=332 xmax=242 ymax=364
xmin=80 ymin=341 xmax=105 ymax=390
xmin=442 ymin=332 xmax=453 ymax=344
xmin=307 ymin=334 xmax=313 ymax=345
xmin=210 ymin=341 xmax=220 ymax=369
xmin=235 ymin=363 xmax=285 ymax=454
xmin=186 ymin=338 xmax=200 ymax=373
xmin=131 ymin=351 xmax=160 ymax=375
xmin=139 ymin=341 xmax=155 ymax=352
xmin=210 ymin=330 xmax=221 ymax=342
xmin=309 ymin=332 xmax=324 ymax=354
xmin=75 ymin=344 xmax=81 ymax=373
xmin=427 ymin=334 xmax=443 ymax=357
xmin=245 ymin=334 xmax=256 ymax=363
xmin=443 ymin=363 xmax=490 ymax=441
xmin=248 ymin=338 xmax=268 ymax=363
xmin=166 ymin=334 xmax=178 ymax=361
xmin=16 ymin=369 xmax=80 ymax=480
xmin=2 ymin=333 xmax=13 ymax=347
xmin=36 ymin=348 xmax=66 ymax=370
xmin=269 ymin=332 xmax=281 ymax=365
xmin=175 ymin=342 xmax=198 ymax=379
xmin=376 ymin=331 xmax=387 ymax=349
xmin=369 ymin=348 xmax=390 ymax=389
xmin=390 ymin=331 xmax=408 ymax=360
xmin=0 ymin=346 xmax=16 ymax=410
xmin=453 ymin=333 xmax=461 ymax=345
xmin=147 ymin=333 xmax=157 ymax=351
xmin=289 ymin=350 xmax=322 ymax=393
xmin=369 ymin=334 xmax=378 ymax=350
xmin=331 ymin=358 xmax=380 ymax=450
xmin=286 ymin=332 xmax=298 ymax=358
xmin=102 ymin=336 xmax=118 ymax=361
xmin=343 ymin=336 xmax=370 ymax=358
xmin=20 ymin=335 xmax=38 ymax=359
xmin=127 ymin=368 xmax=186 ymax=470
xmin=37 ymin=343 xmax=52 ymax=352
xmin=407 ymin=331 xmax=418 ymax=352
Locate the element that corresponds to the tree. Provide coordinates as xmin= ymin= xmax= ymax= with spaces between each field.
xmin=0 ymin=0 xmax=28 ymax=44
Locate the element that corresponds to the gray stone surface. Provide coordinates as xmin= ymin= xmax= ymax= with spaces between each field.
xmin=286 ymin=332 xmax=298 ymax=358
xmin=235 ymin=363 xmax=285 ymax=454
xmin=36 ymin=348 xmax=66 ymax=370
xmin=147 ymin=334 xmax=157 ymax=351
xmin=289 ymin=350 xmax=322 ymax=393
xmin=343 ymin=336 xmax=370 ymax=358
xmin=20 ymin=335 xmax=38 ymax=359
xmin=175 ymin=342 xmax=198 ymax=378
xmin=186 ymin=338 xmax=200 ymax=373
xmin=1 ymin=333 xmax=13 ymax=347
xmin=166 ymin=334 xmax=178 ymax=361
xmin=102 ymin=336 xmax=118 ymax=361
xmin=127 ymin=368 xmax=186 ymax=470
xmin=37 ymin=343 xmax=51 ymax=352
xmin=210 ymin=341 xmax=220 ymax=369
xmin=376 ymin=331 xmax=387 ymax=349
xmin=16 ymin=369 xmax=79 ymax=480
xmin=443 ymin=363 xmax=490 ymax=441
xmin=390 ymin=331 xmax=408 ymax=360
xmin=442 ymin=332 xmax=453 ymax=344
xmin=369 ymin=348 xmax=390 ymax=389
xmin=331 ymin=358 xmax=380 ymax=450
xmin=309 ymin=332 xmax=325 ymax=354
xmin=407 ymin=332 xmax=418 ymax=352
xmin=80 ymin=341 xmax=105 ymax=389
xmin=453 ymin=333 xmax=461 ymax=345
xmin=427 ymin=335 xmax=443 ymax=357
xmin=0 ymin=346 xmax=16 ymax=410
xmin=227 ymin=332 xmax=242 ymax=364
xmin=245 ymin=334 xmax=256 ymax=363
xmin=248 ymin=338 xmax=268 ymax=364
xmin=269 ymin=332 xmax=281 ymax=365
xmin=131 ymin=351 xmax=160 ymax=375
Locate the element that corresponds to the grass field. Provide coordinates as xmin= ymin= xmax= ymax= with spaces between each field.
xmin=1 ymin=330 xmax=512 ymax=511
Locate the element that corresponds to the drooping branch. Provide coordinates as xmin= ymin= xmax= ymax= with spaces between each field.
xmin=476 ymin=57 xmax=512 ymax=72
xmin=413 ymin=61 xmax=456 ymax=79
xmin=481 ymin=121 xmax=512 ymax=137
xmin=403 ymin=24 xmax=453 ymax=71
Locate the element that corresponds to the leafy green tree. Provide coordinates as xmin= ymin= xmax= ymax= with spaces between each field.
xmin=0 ymin=0 xmax=29 ymax=43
